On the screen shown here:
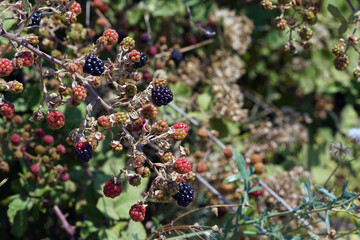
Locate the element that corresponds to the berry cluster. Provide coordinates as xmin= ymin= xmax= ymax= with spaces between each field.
xmin=174 ymin=157 xmax=191 ymax=174
xmin=170 ymin=49 xmax=183 ymax=63
xmin=129 ymin=204 xmax=146 ymax=222
xmin=83 ymin=56 xmax=105 ymax=76
xmin=69 ymin=1 xmax=82 ymax=15
xmin=72 ymin=85 xmax=87 ymax=102
xmin=103 ymin=179 xmax=123 ymax=198
xmin=101 ymin=29 xmax=119 ymax=46
xmin=74 ymin=141 xmax=93 ymax=162
xmin=30 ymin=13 xmax=41 ymax=26
xmin=0 ymin=58 xmax=13 ymax=77
xmin=152 ymin=86 xmax=173 ymax=106
xmin=172 ymin=182 xmax=194 ymax=207
xmin=133 ymin=52 xmax=147 ymax=69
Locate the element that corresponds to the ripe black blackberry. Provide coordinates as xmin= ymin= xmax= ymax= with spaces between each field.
xmin=75 ymin=141 xmax=93 ymax=162
xmin=30 ymin=13 xmax=41 ymax=26
xmin=170 ymin=49 xmax=183 ymax=63
xmin=133 ymin=52 xmax=147 ymax=69
xmin=172 ymin=182 xmax=194 ymax=207
xmin=152 ymin=86 xmax=173 ymax=106
xmin=83 ymin=56 xmax=105 ymax=76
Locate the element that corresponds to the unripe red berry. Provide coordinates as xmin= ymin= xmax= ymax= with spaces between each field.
xmin=142 ymin=71 xmax=152 ymax=82
xmin=196 ymin=161 xmax=207 ymax=173
xmin=249 ymin=182 xmax=265 ymax=197
xmin=0 ymin=103 xmax=15 ymax=117
xmin=56 ymin=144 xmax=66 ymax=155
xmin=60 ymin=172 xmax=70 ymax=182
xmin=43 ymin=135 xmax=54 ymax=145
xmin=11 ymin=133 xmax=21 ymax=145
xmin=97 ymin=115 xmax=111 ymax=128
xmin=20 ymin=51 xmax=34 ymax=67
xmin=103 ymin=179 xmax=123 ymax=198
xmin=129 ymin=204 xmax=145 ymax=222
xmin=47 ymin=111 xmax=65 ymax=129
xmin=174 ymin=157 xmax=191 ymax=174
xmin=0 ymin=58 xmax=13 ymax=77
xmin=173 ymin=122 xmax=189 ymax=133
xmin=30 ymin=164 xmax=41 ymax=175
xmin=101 ymin=29 xmax=119 ymax=45
xmin=35 ymin=128 xmax=45 ymax=138
xmin=69 ymin=1 xmax=81 ymax=15
xmin=147 ymin=46 xmax=158 ymax=56
xmin=72 ymin=85 xmax=87 ymax=102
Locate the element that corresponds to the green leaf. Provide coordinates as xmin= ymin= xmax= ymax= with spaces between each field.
xmin=10 ymin=209 xmax=28 ymax=238
xmin=121 ymin=221 xmax=146 ymax=240
xmin=98 ymin=229 xmax=118 ymax=240
xmin=348 ymin=10 xmax=360 ymax=22
xmin=248 ymin=185 xmax=264 ymax=193
xmin=327 ymin=4 xmax=347 ymax=23
xmin=230 ymin=148 xmax=248 ymax=181
xmin=315 ymin=186 xmax=336 ymax=201
xmin=338 ymin=22 xmax=348 ymax=35
xmin=77 ymin=220 xmax=98 ymax=239
xmin=197 ymin=87 xmax=212 ymax=111
xmin=325 ymin=211 xmax=330 ymax=234
xmin=223 ymin=174 xmax=240 ymax=183
xmin=23 ymin=0 xmax=31 ymax=15
xmin=7 ymin=197 xmax=32 ymax=224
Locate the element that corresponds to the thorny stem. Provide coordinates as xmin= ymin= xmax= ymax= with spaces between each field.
xmin=53 ymin=205 xmax=75 ymax=240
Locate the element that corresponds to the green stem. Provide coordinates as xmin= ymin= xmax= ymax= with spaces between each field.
xmin=323 ymin=164 xmax=340 ymax=188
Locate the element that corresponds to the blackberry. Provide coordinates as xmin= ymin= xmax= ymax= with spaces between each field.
xmin=172 ymin=182 xmax=194 ymax=207
xmin=152 ymin=86 xmax=173 ymax=106
xmin=74 ymin=141 xmax=93 ymax=162
xmin=30 ymin=13 xmax=41 ymax=26
xmin=83 ymin=56 xmax=105 ymax=76
xmin=170 ymin=49 xmax=183 ymax=63
xmin=133 ymin=52 xmax=147 ymax=69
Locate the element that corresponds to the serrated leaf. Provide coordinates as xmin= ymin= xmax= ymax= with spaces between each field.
xmin=328 ymin=4 xmax=347 ymax=23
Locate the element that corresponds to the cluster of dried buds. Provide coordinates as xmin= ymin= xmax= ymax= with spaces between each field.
xmin=260 ymin=0 xmax=320 ymax=53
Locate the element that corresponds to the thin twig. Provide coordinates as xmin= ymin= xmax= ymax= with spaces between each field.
xmin=53 ymin=205 xmax=75 ymax=240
